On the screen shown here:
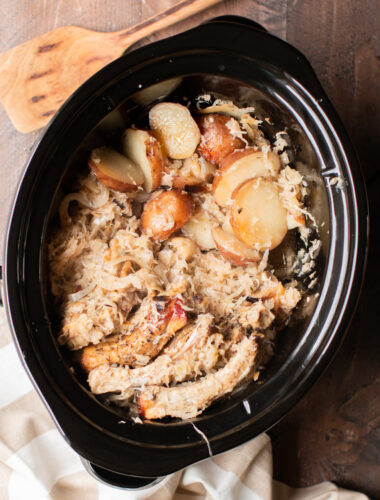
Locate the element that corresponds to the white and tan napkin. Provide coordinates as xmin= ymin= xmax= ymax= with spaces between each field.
xmin=0 ymin=307 xmax=368 ymax=500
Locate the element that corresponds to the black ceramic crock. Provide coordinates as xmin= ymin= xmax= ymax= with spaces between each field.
xmin=3 ymin=16 xmax=368 ymax=489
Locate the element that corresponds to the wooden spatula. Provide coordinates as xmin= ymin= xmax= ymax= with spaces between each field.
xmin=0 ymin=0 xmax=221 ymax=133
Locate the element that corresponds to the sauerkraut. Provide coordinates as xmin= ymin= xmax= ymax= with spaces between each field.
xmin=47 ymin=96 xmax=319 ymax=420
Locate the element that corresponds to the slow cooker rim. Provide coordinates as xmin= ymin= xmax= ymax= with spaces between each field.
xmin=3 ymin=17 xmax=368 ymax=477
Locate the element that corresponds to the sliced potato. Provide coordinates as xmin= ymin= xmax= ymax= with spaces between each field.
xmin=230 ymin=177 xmax=288 ymax=251
xmin=213 ymin=149 xmax=281 ymax=207
xmin=141 ymin=189 xmax=194 ymax=241
xmin=182 ymin=209 xmax=216 ymax=250
xmin=197 ymin=114 xmax=246 ymax=165
xmin=212 ymin=226 xmax=261 ymax=265
xmin=149 ymin=102 xmax=200 ymax=159
xmin=89 ymin=147 xmax=144 ymax=192
xmin=121 ymin=128 xmax=164 ymax=192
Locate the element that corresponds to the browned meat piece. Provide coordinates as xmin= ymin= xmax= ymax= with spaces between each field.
xmin=80 ymin=296 xmax=187 ymax=373
xmin=138 ymin=335 xmax=258 ymax=420
xmin=88 ymin=314 xmax=223 ymax=397
xmin=58 ymin=286 xmax=138 ymax=350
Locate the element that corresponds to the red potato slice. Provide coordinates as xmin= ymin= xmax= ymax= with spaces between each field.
xmin=212 ymin=149 xmax=281 ymax=207
xmin=212 ymin=226 xmax=261 ymax=265
xmin=182 ymin=209 xmax=216 ymax=250
xmin=89 ymin=147 xmax=144 ymax=192
xmin=149 ymin=102 xmax=200 ymax=159
xmin=230 ymin=177 xmax=288 ymax=251
xmin=197 ymin=114 xmax=246 ymax=165
xmin=198 ymin=101 xmax=259 ymax=142
xmin=141 ymin=189 xmax=194 ymax=241
xmin=121 ymin=129 xmax=164 ymax=192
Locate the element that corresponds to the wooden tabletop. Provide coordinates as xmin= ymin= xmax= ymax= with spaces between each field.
xmin=1 ymin=1 xmax=379 ymax=498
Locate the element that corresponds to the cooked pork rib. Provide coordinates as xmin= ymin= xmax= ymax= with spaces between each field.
xmin=58 ymin=287 xmax=139 ymax=350
xmin=138 ymin=335 xmax=258 ymax=419
xmin=81 ymin=296 xmax=186 ymax=372
xmin=88 ymin=314 xmax=223 ymax=397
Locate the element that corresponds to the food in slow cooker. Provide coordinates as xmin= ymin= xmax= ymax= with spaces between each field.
xmin=48 ymin=96 xmax=319 ymax=420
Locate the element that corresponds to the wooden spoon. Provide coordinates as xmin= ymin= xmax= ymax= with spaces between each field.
xmin=0 ymin=0 xmax=221 ymax=133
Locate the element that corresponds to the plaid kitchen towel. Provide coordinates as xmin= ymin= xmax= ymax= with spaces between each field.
xmin=0 ymin=307 xmax=368 ymax=500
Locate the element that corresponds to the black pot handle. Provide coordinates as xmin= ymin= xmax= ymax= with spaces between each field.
xmin=201 ymin=15 xmax=325 ymax=100
xmin=81 ymin=458 xmax=163 ymax=490
xmin=122 ymin=16 xmax=267 ymax=57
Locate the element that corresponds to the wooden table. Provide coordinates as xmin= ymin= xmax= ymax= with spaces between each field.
xmin=1 ymin=1 xmax=379 ymax=498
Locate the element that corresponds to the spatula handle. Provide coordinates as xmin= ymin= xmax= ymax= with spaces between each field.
xmin=113 ymin=0 xmax=222 ymax=46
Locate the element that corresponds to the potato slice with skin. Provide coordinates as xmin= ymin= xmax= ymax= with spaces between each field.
xmin=213 ymin=149 xmax=281 ymax=207
xmin=141 ymin=189 xmax=194 ymax=241
xmin=230 ymin=177 xmax=288 ymax=251
xmin=149 ymin=102 xmax=200 ymax=159
xmin=197 ymin=114 xmax=246 ymax=165
xmin=212 ymin=226 xmax=261 ymax=265
xmin=197 ymin=100 xmax=258 ymax=141
xmin=182 ymin=209 xmax=216 ymax=250
xmin=89 ymin=147 xmax=144 ymax=192
xmin=121 ymin=128 xmax=164 ymax=192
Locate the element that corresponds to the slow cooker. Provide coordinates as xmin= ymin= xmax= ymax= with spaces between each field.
xmin=3 ymin=16 xmax=368 ymax=488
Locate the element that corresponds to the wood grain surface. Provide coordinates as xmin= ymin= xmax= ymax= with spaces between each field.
xmin=0 ymin=1 xmax=379 ymax=498
xmin=0 ymin=0 xmax=221 ymax=132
